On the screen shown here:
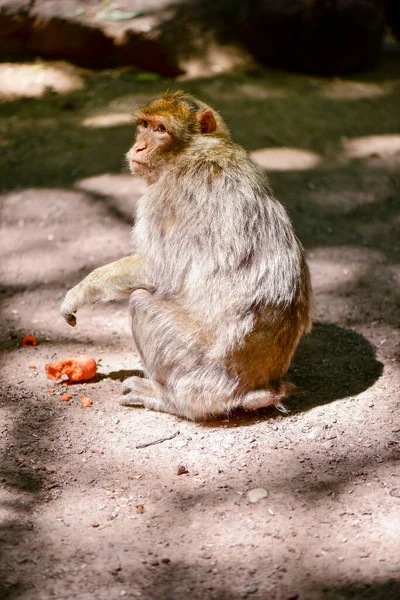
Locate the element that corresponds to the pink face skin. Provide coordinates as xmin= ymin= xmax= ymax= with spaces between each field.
xmin=127 ymin=117 xmax=172 ymax=180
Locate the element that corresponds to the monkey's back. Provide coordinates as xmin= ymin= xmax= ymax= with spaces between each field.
xmin=132 ymin=135 xmax=311 ymax=368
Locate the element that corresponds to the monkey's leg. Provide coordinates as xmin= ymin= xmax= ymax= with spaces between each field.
xmin=120 ymin=376 xmax=166 ymax=412
xmin=61 ymin=255 xmax=152 ymax=326
xmin=123 ymin=289 xmax=239 ymax=420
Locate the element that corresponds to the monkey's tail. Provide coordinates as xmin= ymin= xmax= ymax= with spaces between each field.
xmin=241 ymin=381 xmax=297 ymax=412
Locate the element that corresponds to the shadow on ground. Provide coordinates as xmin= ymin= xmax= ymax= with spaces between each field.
xmin=289 ymin=322 xmax=384 ymax=411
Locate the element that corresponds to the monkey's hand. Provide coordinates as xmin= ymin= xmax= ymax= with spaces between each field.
xmin=61 ymin=283 xmax=86 ymax=327
xmin=61 ymin=256 xmax=151 ymax=327
xmin=65 ymin=312 xmax=77 ymax=327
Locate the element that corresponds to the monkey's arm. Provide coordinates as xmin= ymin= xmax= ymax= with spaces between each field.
xmin=61 ymin=255 xmax=152 ymax=326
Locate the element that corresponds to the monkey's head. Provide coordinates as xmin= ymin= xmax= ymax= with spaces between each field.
xmin=127 ymin=91 xmax=229 ymax=183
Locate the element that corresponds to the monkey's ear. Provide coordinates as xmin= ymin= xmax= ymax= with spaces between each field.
xmin=197 ymin=109 xmax=217 ymax=134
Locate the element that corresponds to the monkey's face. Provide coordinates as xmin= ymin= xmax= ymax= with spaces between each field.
xmin=127 ymin=92 xmax=225 ymax=183
xmin=127 ymin=118 xmax=174 ymax=182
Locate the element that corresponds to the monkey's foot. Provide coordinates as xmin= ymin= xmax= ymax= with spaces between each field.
xmin=120 ymin=376 xmax=163 ymax=410
xmin=242 ymin=385 xmax=293 ymax=412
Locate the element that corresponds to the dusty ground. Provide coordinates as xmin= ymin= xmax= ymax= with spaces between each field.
xmin=1 ymin=41 xmax=400 ymax=600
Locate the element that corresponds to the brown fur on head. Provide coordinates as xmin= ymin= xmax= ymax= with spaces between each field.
xmin=127 ymin=91 xmax=230 ymax=183
xmin=133 ymin=90 xmax=230 ymax=138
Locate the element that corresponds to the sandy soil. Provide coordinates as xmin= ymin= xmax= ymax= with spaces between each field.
xmin=0 ymin=45 xmax=400 ymax=599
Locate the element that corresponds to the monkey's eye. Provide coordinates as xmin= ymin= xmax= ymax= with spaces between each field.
xmin=156 ymin=124 xmax=166 ymax=133
xmin=139 ymin=120 xmax=148 ymax=128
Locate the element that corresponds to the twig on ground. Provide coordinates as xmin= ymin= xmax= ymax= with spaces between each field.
xmin=135 ymin=431 xmax=180 ymax=449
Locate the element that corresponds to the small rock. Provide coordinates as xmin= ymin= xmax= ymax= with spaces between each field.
xmin=307 ymin=427 xmax=323 ymax=440
xmin=177 ymin=465 xmax=189 ymax=475
xmin=245 ymin=583 xmax=258 ymax=594
xmin=247 ymin=488 xmax=268 ymax=503
xmin=175 ymin=440 xmax=187 ymax=448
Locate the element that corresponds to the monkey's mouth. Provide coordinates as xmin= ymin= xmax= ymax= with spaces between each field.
xmin=130 ymin=159 xmax=150 ymax=169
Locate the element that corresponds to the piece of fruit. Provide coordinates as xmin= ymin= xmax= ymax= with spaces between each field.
xmin=22 ymin=335 xmax=38 ymax=346
xmin=45 ymin=355 xmax=97 ymax=382
xmin=80 ymin=395 xmax=93 ymax=407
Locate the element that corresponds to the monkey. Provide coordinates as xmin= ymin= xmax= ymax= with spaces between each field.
xmin=61 ymin=91 xmax=312 ymax=421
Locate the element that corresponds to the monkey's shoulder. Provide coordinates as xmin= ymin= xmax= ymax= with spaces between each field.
xmin=175 ymin=137 xmax=252 ymax=179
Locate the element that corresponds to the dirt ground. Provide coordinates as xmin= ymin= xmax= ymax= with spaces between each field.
xmin=1 ymin=40 xmax=400 ymax=600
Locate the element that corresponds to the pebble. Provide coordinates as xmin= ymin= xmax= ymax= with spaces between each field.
xmin=307 ymin=427 xmax=323 ymax=440
xmin=245 ymin=583 xmax=258 ymax=594
xmin=177 ymin=465 xmax=189 ymax=475
xmin=247 ymin=488 xmax=268 ymax=503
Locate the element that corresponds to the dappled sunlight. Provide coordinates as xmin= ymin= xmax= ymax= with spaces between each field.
xmin=178 ymin=39 xmax=255 ymax=81
xmin=107 ymin=93 xmax=157 ymax=113
xmin=199 ymin=79 xmax=286 ymax=101
xmin=250 ymin=147 xmax=321 ymax=171
xmin=76 ymin=173 xmax=146 ymax=202
xmin=308 ymin=246 xmax=386 ymax=291
xmin=236 ymin=81 xmax=285 ymax=100
xmin=380 ymin=514 xmax=400 ymax=543
xmin=0 ymin=225 xmax=129 ymax=289
xmin=389 ymin=264 xmax=400 ymax=293
xmin=0 ymin=62 xmax=84 ymax=100
xmin=0 ymin=187 xmax=131 ymax=292
xmin=308 ymin=189 xmax=380 ymax=210
xmin=76 ymin=173 xmax=146 ymax=219
xmin=320 ymin=80 xmax=393 ymax=100
xmin=305 ymin=246 xmax=393 ymax=325
xmin=1 ymin=286 xmax=132 ymax=350
xmin=82 ymin=112 xmax=133 ymax=128
xmin=0 ymin=188 xmax=103 ymax=225
xmin=343 ymin=134 xmax=400 ymax=159
xmin=309 ymin=256 xmax=363 ymax=294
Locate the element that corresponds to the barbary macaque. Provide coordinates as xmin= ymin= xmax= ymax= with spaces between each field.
xmin=61 ymin=91 xmax=312 ymax=420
